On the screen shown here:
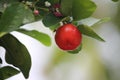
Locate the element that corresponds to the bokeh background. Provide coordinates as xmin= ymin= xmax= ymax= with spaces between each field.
xmin=0 ymin=0 xmax=120 ymax=80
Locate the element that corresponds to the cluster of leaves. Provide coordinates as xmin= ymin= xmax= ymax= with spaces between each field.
xmin=0 ymin=0 xmax=119 ymax=79
xmin=0 ymin=0 xmax=51 ymax=79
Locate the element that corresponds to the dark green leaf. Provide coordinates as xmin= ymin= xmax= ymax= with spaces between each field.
xmin=112 ymin=0 xmax=119 ymax=2
xmin=0 ymin=3 xmax=34 ymax=37
xmin=68 ymin=44 xmax=82 ymax=54
xmin=42 ymin=13 xmax=62 ymax=27
xmin=78 ymin=25 xmax=105 ymax=42
xmin=0 ymin=58 xmax=2 ymax=64
xmin=0 ymin=66 xmax=20 ymax=80
xmin=72 ymin=0 xmax=96 ymax=21
xmin=17 ymin=29 xmax=51 ymax=46
xmin=60 ymin=0 xmax=73 ymax=16
xmin=0 ymin=34 xmax=31 ymax=79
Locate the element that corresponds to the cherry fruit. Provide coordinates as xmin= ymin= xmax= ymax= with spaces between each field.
xmin=33 ymin=10 xmax=39 ymax=15
xmin=55 ymin=23 xmax=82 ymax=50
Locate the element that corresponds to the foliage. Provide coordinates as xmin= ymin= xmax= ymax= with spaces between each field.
xmin=0 ymin=34 xmax=31 ymax=78
xmin=112 ymin=0 xmax=119 ymax=2
xmin=0 ymin=66 xmax=20 ymax=80
xmin=0 ymin=0 xmax=118 ymax=79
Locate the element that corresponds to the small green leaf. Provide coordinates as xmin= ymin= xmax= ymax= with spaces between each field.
xmin=72 ymin=0 xmax=96 ymax=21
xmin=0 ymin=66 xmax=20 ymax=80
xmin=0 ymin=58 xmax=2 ymax=64
xmin=78 ymin=25 xmax=105 ymax=42
xmin=42 ymin=13 xmax=62 ymax=27
xmin=92 ymin=17 xmax=110 ymax=27
xmin=0 ymin=3 xmax=34 ymax=37
xmin=68 ymin=44 xmax=82 ymax=54
xmin=60 ymin=0 xmax=73 ymax=16
xmin=79 ymin=17 xmax=110 ymax=27
xmin=0 ymin=34 xmax=31 ymax=79
xmin=17 ymin=29 xmax=51 ymax=46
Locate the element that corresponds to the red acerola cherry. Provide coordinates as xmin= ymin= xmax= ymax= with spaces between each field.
xmin=55 ymin=23 xmax=82 ymax=50
xmin=33 ymin=10 xmax=39 ymax=15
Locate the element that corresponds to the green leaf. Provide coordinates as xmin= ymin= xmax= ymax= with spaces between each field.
xmin=49 ymin=23 xmax=60 ymax=31
xmin=0 ymin=0 xmax=19 ymax=12
xmin=17 ymin=29 xmax=51 ymax=46
xmin=0 ymin=66 xmax=20 ymax=80
xmin=35 ymin=8 xmax=49 ymax=21
xmin=22 ymin=7 xmax=35 ymax=24
xmin=78 ymin=25 xmax=105 ymax=42
xmin=112 ymin=0 xmax=119 ymax=2
xmin=72 ymin=0 xmax=97 ymax=21
xmin=79 ymin=17 xmax=110 ymax=27
xmin=42 ymin=13 xmax=62 ymax=27
xmin=60 ymin=0 xmax=73 ymax=16
xmin=68 ymin=44 xmax=82 ymax=54
xmin=0 ymin=3 xmax=34 ymax=37
xmin=0 ymin=34 xmax=31 ymax=79
xmin=0 ymin=58 xmax=2 ymax=64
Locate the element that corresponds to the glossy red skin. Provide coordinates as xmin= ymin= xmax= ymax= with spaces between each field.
xmin=55 ymin=24 xmax=82 ymax=50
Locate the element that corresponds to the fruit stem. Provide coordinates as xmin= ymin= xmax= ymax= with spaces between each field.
xmin=61 ymin=16 xmax=72 ymax=24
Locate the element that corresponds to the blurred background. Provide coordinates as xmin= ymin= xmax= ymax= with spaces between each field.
xmin=1 ymin=0 xmax=120 ymax=80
